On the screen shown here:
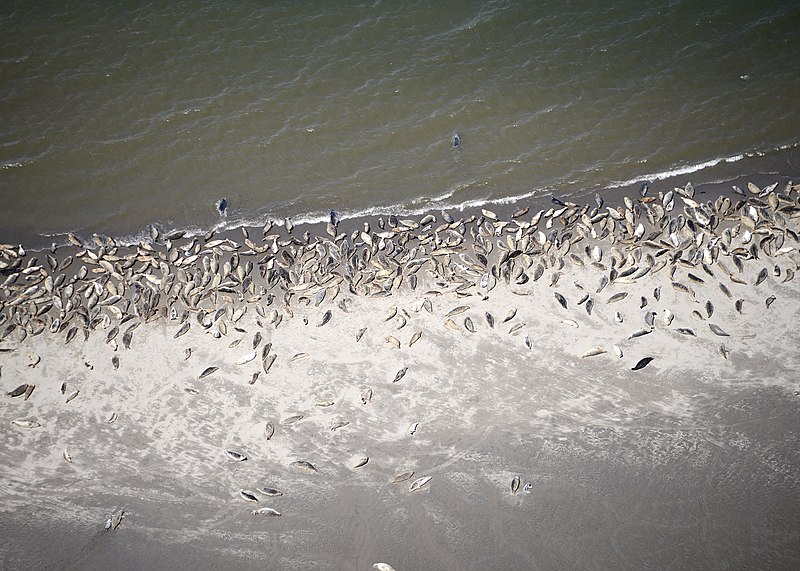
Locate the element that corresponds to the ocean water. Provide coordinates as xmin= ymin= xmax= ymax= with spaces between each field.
xmin=1 ymin=0 xmax=800 ymax=248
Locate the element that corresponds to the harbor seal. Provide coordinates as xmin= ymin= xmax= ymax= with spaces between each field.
xmin=216 ymin=198 xmax=228 ymax=217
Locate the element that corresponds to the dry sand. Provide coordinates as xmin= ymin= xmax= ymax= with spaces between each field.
xmin=2 ymin=185 xmax=800 ymax=570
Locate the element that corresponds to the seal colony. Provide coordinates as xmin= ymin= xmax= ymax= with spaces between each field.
xmin=1 ymin=180 xmax=800 ymax=569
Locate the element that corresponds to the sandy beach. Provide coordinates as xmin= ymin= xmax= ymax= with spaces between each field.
xmin=1 ymin=181 xmax=800 ymax=570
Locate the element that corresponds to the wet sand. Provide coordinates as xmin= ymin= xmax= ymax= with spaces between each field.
xmin=1 ymin=181 xmax=800 ymax=570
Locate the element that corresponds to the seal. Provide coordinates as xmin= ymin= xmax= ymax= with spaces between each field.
xmin=216 ymin=198 xmax=228 ymax=217
xmin=252 ymin=507 xmax=281 ymax=517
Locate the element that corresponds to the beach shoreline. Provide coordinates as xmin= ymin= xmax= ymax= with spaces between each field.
xmin=2 ymin=179 xmax=800 ymax=570
xmin=5 ymin=143 xmax=800 ymax=254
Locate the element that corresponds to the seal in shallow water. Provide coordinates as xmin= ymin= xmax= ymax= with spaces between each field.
xmin=216 ymin=198 xmax=228 ymax=217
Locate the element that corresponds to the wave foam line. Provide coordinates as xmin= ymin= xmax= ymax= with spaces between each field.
xmin=608 ymin=141 xmax=800 ymax=190
xmin=608 ymin=154 xmax=745 ymax=189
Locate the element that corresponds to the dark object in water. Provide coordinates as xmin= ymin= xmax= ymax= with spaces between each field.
xmin=216 ymin=198 xmax=228 ymax=217
xmin=453 ymin=132 xmax=460 ymax=147
xmin=330 ymin=210 xmax=339 ymax=226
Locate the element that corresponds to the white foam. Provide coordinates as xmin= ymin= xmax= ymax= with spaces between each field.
xmin=607 ymin=141 xmax=800 ymax=190
xmin=608 ymin=153 xmax=746 ymax=189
